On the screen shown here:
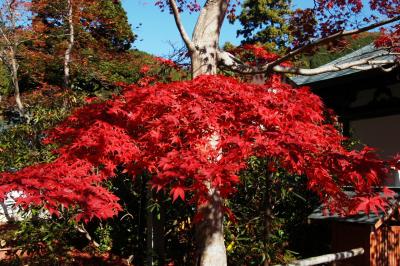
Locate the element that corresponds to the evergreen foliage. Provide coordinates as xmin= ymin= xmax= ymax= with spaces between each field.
xmin=237 ymin=0 xmax=293 ymax=52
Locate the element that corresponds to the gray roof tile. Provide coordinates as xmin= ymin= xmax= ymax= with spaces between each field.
xmin=291 ymin=44 xmax=396 ymax=86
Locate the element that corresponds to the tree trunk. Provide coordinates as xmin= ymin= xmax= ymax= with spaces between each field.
xmin=154 ymin=198 xmax=166 ymax=264
xmin=146 ymin=188 xmax=154 ymax=266
xmin=7 ymin=2 xmax=23 ymax=114
xmin=64 ymin=0 xmax=74 ymax=88
xmin=191 ymin=0 xmax=228 ymax=78
xmin=190 ymin=1 xmax=228 ymax=265
xmin=0 ymin=202 xmax=15 ymax=222
xmin=195 ymin=185 xmax=227 ymax=266
xmin=10 ymin=47 xmax=23 ymax=113
xmin=263 ymin=172 xmax=273 ymax=266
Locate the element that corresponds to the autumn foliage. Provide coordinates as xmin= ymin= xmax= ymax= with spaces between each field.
xmin=289 ymin=0 xmax=399 ymax=46
xmin=0 ymin=75 xmax=395 ymax=222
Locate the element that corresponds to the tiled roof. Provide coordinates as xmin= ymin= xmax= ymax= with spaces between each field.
xmin=308 ymin=189 xmax=400 ymax=225
xmin=291 ymin=44 xmax=396 ymax=86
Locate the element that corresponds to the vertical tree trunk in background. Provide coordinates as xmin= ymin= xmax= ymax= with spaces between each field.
xmin=10 ymin=47 xmax=23 ymax=113
xmin=138 ymin=176 xmax=148 ymax=264
xmin=64 ymin=0 xmax=74 ymax=88
xmin=190 ymin=1 xmax=228 ymax=265
xmin=7 ymin=1 xmax=23 ymax=113
xmin=263 ymin=172 xmax=273 ymax=266
xmin=145 ymin=187 xmax=166 ymax=265
xmin=146 ymin=188 xmax=154 ymax=266
xmin=154 ymin=199 xmax=166 ymax=264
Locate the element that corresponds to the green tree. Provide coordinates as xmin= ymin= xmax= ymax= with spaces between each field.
xmin=27 ymin=0 xmax=136 ymax=89
xmin=225 ymin=157 xmax=319 ymax=265
xmin=237 ymin=0 xmax=293 ymax=52
xmin=87 ymin=0 xmax=136 ymax=52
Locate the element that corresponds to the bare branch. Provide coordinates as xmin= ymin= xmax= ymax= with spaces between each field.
xmin=168 ymin=0 xmax=195 ymax=53
xmin=374 ymin=200 xmax=399 ymax=230
xmin=164 ymin=41 xmax=191 ymax=68
xmin=0 ymin=25 xmax=11 ymax=45
xmin=271 ymin=58 xmax=397 ymax=75
xmin=217 ymin=49 xmax=398 ymax=76
xmin=75 ymin=224 xmax=100 ymax=247
xmin=380 ymin=64 xmax=398 ymax=72
xmin=269 ymin=15 xmax=400 ymax=69
xmin=275 ymin=248 xmax=365 ymax=266
xmin=217 ymin=50 xmax=255 ymax=72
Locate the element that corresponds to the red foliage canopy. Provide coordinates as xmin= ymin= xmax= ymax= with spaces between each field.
xmin=0 ymin=76 xmax=395 ymax=221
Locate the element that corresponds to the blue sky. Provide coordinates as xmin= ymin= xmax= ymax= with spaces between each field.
xmin=121 ymin=0 xmax=314 ymax=56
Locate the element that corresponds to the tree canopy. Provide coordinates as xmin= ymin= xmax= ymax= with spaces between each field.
xmin=0 ymin=74 xmax=395 ymax=220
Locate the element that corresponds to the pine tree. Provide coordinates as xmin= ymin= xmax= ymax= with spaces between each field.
xmin=237 ymin=0 xmax=293 ymax=52
xmin=87 ymin=0 xmax=136 ymax=52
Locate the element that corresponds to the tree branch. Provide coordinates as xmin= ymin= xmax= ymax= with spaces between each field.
xmin=75 ymin=224 xmax=100 ymax=247
xmin=217 ymin=49 xmax=398 ymax=76
xmin=271 ymin=58 xmax=397 ymax=75
xmin=268 ymin=15 xmax=400 ymax=69
xmin=217 ymin=50 xmax=254 ymax=72
xmin=168 ymin=0 xmax=195 ymax=53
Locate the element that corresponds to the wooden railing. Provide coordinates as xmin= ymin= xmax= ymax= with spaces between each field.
xmin=274 ymin=247 xmax=365 ymax=266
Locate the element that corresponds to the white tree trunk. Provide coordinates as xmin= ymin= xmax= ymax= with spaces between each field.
xmin=0 ymin=202 xmax=14 ymax=222
xmin=64 ymin=0 xmax=74 ymax=88
xmin=190 ymin=1 xmax=228 ymax=265
xmin=10 ymin=47 xmax=23 ymax=113
xmin=5 ymin=1 xmax=23 ymax=113
xmin=196 ymin=185 xmax=227 ymax=266
xmin=191 ymin=0 xmax=227 ymax=78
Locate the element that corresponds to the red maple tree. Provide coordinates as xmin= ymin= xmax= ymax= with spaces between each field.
xmin=1 ymin=1 xmax=399 ymax=264
xmin=0 ymin=75 xmax=395 ymax=222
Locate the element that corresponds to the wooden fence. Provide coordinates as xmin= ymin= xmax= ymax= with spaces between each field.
xmin=370 ymin=226 xmax=400 ymax=266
